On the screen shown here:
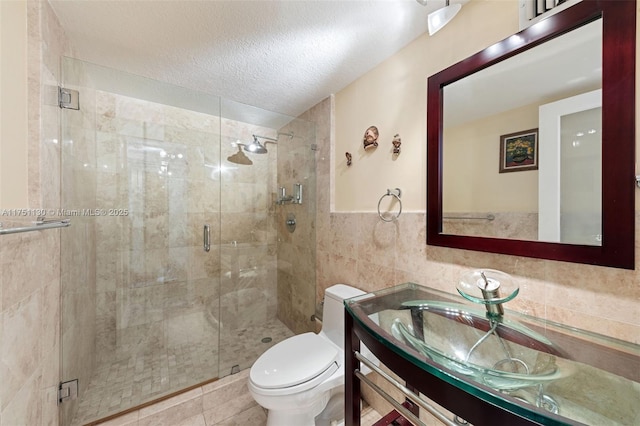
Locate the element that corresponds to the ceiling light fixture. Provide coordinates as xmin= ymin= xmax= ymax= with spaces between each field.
xmin=427 ymin=0 xmax=462 ymax=36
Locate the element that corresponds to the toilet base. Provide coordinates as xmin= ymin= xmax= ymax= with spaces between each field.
xmin=315 ymin=390 xmax=344 ymax=426
xmin=264 ymin=392 xmax=330 ymax=426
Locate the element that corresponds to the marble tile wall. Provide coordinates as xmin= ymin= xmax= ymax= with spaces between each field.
xmin=314 ymin=210 xmax=640 ymax=345
xmin=0 ymin=229 xmax=61 ymax=426
xmin=218 ymin=118 xmax=282 ymax=340
xmin=442 ymin=212 xmax=538 ymax=241
xmin=89 ymin=91 xmax=223 ymax=365
xmin=274 ymin=120 xmax=317 ymax=334
xmin=0 ymin=1 xmax=68 ymax=425
xmin=219 ymin=243 xmax=277 ymax=333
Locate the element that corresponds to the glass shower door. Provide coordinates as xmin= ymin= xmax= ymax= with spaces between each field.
xmin=59 ymin=57 xmax=318 ymax=426
xmin=60 ymin=57 xmax=222 ymax=426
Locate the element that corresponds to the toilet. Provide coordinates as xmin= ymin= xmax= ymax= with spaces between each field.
xmin=248 ymin=284 xmax=368 ymax=426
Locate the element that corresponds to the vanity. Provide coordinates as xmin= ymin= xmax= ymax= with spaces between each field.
xmin=344 ymin=283 xmax=640 ymax=426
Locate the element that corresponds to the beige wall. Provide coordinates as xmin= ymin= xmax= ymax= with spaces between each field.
xmin=335 ymin=0 xmax=517 ymax=212
xmin=0 ymin=0 xmax=29 ymax=208
xmin=444 ymin=103 xmax=539 ymax=213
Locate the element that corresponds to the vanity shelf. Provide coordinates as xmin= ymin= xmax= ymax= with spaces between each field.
xmin=345 ymin=283 xmax=639 ymax=426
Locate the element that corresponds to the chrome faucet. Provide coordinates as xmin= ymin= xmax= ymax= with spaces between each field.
xmin=480 ymin=271 xmax=504 ymax=317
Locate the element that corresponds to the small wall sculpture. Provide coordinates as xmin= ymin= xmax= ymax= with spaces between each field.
xmin=392 ymin=134 xmax=401 ymax=155
xmin=363 ymin=126 xmax=379 ymax=150
xmin=345 ymin=152 xmax=352 ymax=166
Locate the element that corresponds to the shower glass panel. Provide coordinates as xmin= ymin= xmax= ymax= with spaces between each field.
xmin=59 ymin=57 xmax=316 ymax=426
xmin=60 ymin=57 xmax=222 ymax=426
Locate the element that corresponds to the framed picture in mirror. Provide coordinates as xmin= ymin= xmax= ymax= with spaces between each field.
xmin=499 ymin=129 xmax=538 ymax=173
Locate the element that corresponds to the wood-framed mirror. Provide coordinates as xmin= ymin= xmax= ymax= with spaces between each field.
xmin=427 ymin=0 xmax=636 ymax=269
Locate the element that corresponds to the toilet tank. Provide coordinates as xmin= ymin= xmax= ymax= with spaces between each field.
xmin=321 ymin=284 xmax=366 ymax=349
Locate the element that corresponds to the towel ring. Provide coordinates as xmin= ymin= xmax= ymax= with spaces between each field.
xmin=378 ymin=188 xmax=402 ymax=222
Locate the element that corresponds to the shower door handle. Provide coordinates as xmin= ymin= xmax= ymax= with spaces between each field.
xmin=203 ymin=224 xmax=210 ymax=252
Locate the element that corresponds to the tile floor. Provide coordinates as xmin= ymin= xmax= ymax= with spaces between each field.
xmin=93 ymin=368 xmax=382 ymax=426
xmin=71 ymin=319 xmax=293 ymax=426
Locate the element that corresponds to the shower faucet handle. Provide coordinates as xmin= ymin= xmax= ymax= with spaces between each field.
xmin=203 ymin=224 xmax=210 ymax=252
xmin=293 ymin=183 xmax=302 ymax=204
xmin=276 ymin=184 xmax=303 ymax=205
xmin=277 ymin=186 xmax=294 ymax=204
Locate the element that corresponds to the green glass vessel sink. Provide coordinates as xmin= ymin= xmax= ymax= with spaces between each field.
xmin=391 ymin=300 xmax=573 ymax=392
xmin=345 ymin=283 xmax=640 ymax=425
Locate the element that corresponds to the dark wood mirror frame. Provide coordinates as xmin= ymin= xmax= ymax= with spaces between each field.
xmin=427 ymin=0 xmax=636 ymax=269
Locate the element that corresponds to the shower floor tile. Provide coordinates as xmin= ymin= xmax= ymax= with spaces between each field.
xmin=70 ymin=319 xmax=293 ymax=426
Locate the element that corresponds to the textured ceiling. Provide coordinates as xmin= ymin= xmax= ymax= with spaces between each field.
xmin=50 ymin=0 xmax=448 ymax=118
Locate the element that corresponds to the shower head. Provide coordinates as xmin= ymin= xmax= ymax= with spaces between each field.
xmin=244 ymin=135 xmax=268 ymax=154
xmin=227 ymin=146 xmax=253 ymax=165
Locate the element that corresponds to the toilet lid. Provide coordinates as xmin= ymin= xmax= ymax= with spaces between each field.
xmin=250 ymin=332 xmax=339 ymax=389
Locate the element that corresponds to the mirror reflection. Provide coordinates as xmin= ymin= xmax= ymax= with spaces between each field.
xmin=441 ymin=19 xmax=602 ymax=246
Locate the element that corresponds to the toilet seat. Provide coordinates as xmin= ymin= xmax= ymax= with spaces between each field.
xmin=250 ymin=332 xmax=340 ymax=395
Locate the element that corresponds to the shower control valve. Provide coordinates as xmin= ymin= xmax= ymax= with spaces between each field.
xmin=276 ymin=183 xmax=303 ymax=205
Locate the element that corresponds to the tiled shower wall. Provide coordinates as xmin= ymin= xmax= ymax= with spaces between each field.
xmin=87 ymin=90 xmax=224 ymax=365
xmin=218 ymin=116 xmax=280 ymax=342
xmin=275 ymin=121 xmax=317 ymax=335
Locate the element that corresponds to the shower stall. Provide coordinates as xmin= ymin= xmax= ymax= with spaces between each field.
xmin=59 ymin=57 xmax=316 ymax=425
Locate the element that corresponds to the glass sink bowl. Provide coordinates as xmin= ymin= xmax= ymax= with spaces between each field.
xmin=389 ymin=300 xmax=573 ymax=391
xmin=456 ymin=269 xmax=520 ymax=306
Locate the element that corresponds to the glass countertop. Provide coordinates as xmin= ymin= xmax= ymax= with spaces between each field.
xmin=345 ymin=283 xmax=640 ymax=426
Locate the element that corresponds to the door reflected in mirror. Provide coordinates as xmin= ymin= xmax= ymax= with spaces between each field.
xmin=441 ymin=19 xmax=602 ymax=245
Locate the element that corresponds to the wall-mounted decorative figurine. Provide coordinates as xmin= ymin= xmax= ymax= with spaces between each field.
xmin=392 ymin=134 xmax=401 ymax=155
xmin=363 ymin=126 xmax=379 ymax=150
xmin=345 ymin=152 xmax=352 ymax=166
